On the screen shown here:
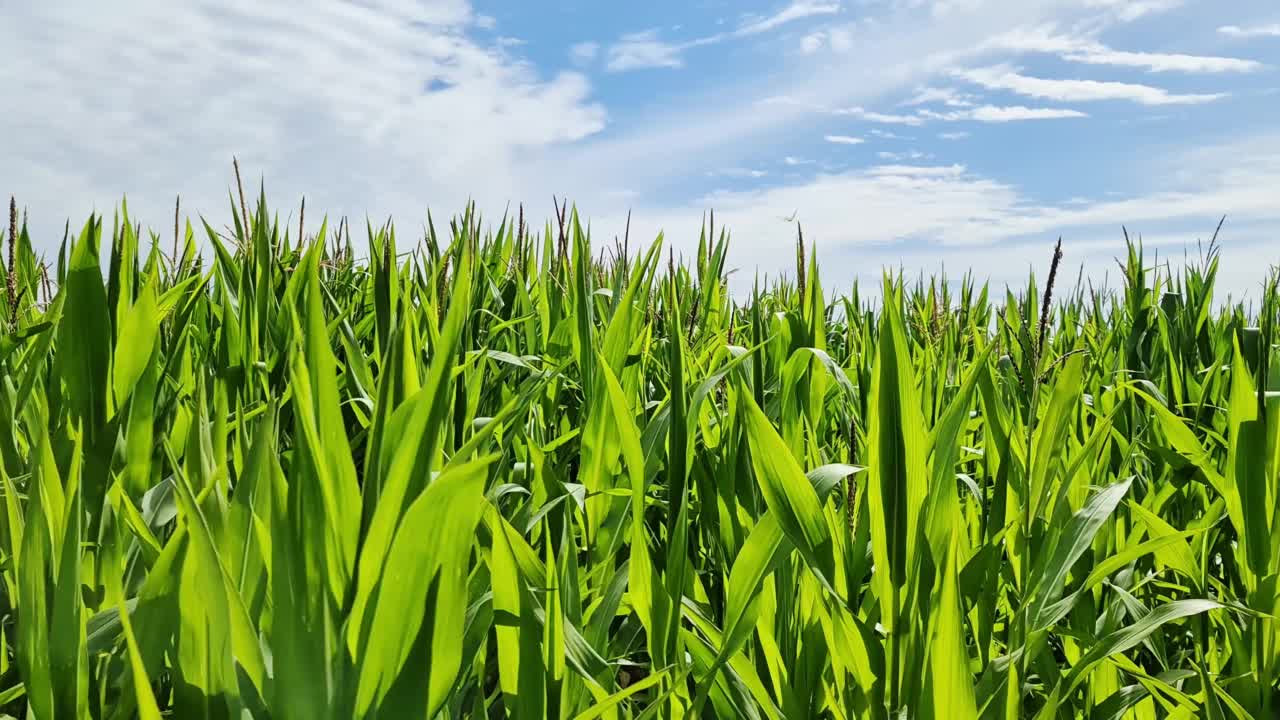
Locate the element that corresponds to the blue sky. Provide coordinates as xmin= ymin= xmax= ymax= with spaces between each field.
xmin=4 ymin=0 xmax=1280 ymax=297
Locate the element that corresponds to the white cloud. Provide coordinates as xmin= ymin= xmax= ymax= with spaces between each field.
xmin=772 ymin=92 xmax=1083 ymax=128
xmin=965 ymin=105 xmax=1087 ymax=121
xmin=834 ymin=106 xmax=926 ymax=125
xmin=866 ymin=164 xmax=965 ymax=177
xmin=931 ymin=0 xmax=990 ymax=19
xmin=903 ymin=87 xmax=976 ymax=107
xmin=606 ymin=31 xmax=684 ymax=71
xmin=829 ymin=27 xmax=854 ymax=52
xmin=570 ymin=41 xmax=600 ymax=65
xmin=939 ymin=131 xmax=970 ymax=139
xmin=1064 ymin=47 xmax=1261 ymax=73
xmin=474 ymin=14 xmax=497 ymax=30
xmin=825 ymin=134 xmax=866 ymax=144
xmin=758 ymin=94 xmax=809 ymax=108
xmin=619 ymin=166 xmax=1030 ymax=279
xmin=737 ymin=1 xmax=842 ymax=37
xmin=1084 ymin=0 xmax=1183 ymax=23
xmin=1 ymin=0 xmax=606 ymax=244
xmin=607 ymin=1 xmax=842 ymax=72
xmin=956 ymin=66 xmax=1227 ymax=105
xmin=1219 ymin=24 xmax=1280 ymax=39
xmin=870 ymin=129 xmax=910 ymax=139
xmin=920 ymin=105 xmax=1088 ymax=122
xmin=801 ymin=31 xmax=826 ymax=54
xmin=982 ymin=25 xmax=1078 ymax=54
xmin=989 ymin=26 xmax=1263 ymax=73
xmin=763 ymin=96 xmax=927 ymax=126
xmin=877 ymin=150 xmax=933 ymax=161
xmin=772 ymin=93 xmax=1062 ymax=128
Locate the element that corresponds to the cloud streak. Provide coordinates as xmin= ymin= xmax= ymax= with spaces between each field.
xmin=1063 ymin=46 xmax=1262 ymax=73
xmin=834 ymin=106 xmax=927 ymax=126
xmin=606 ymin=31 xmax=685 ymax=71
xmin=989 ymin=26 xmax=1263 ymax=73
xmin=736 ymin=1 xmax=841 ymax=37
xmin=955 ymin=66 xmax=1227 ymax=105
xmin=1219 ymin=24 xmax=1280 ymax=39
xmin=606 ymin=1 xmax=842 ymax=72
xmin=919 ymin=105 xmax=1088 ymax=122
xmin=903 ymin=87 xmax=976 ymax=107
xmin=1084 ymin=0 xmax=1183 ymax=23
xmin=767 ymin=93 xmax=1085 ymax=125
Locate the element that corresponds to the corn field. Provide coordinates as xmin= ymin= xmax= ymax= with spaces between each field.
xmin=0 ymin=186 xmax=1278 ymax=719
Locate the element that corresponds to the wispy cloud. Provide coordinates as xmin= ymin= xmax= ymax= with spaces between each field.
xmin=866 ymin=164 xmax=965 ymax=177
xmin=825 ymin=134 xmax=865 ymax=144
xmin=1219 ymin=24 xmax=1280 ymax=39
xmin=1064 ymin=46 xmax=1261 ymax=73
xmin=938 ymin=131 xmax=970 ymax=140
xmin=828 ymin=27 xmax=854 ymax=52
xmin=902 ymin=87 xmax=976 ymax=107
xmin=800 ymin=31 xmax=826 ymax=54
xmin=834 ymin=106 xmax=926 ymax=126
xmin=920 ymin=105 xmax=1089 ymax=122
xmin=767 ymin=91 xmax=1084 ymax=126
xmin=870 ymin=129 xmax=911 ymax=140
xmin=607 ymin=1 xmax=842 ymax=72
xmin=570 ymin=41 xmax=600 ymax=66
xmin=737 ymin=1 xmax=842 ymax=37
xmin=989 ymin=26 xmax=1262 ymax=73
xmin=877 ymin=150 xmax=933 ymax=162
xmin=955 ymin=66 xmax=1227 ymax=105
xmin=606 ymin=31 xmax=684 ymax=71
xmin=1084 ymin=0 xmax=1183 ymax=23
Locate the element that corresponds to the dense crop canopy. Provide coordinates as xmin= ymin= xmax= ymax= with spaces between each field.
xmin=0 ymin=189 xmax=1278 ymax=718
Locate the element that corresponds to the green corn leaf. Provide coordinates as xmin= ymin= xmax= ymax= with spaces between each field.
xmin=113 ymin=271 xmax=164 ymax=407
xmin=58 ymin=216 xmax=113 ymax=444
xmin=118 ymin=595 xmax=164 ymax=720
xmin=738 ymin=384 xmax=836 ymax=587
xmin=354 ymin=455 xmax=495 ymax=717
xmin=1029 ymin=478 xmax=1133 ymax=629
xmin=1064 ymin=600 xmax=1223 ymax=693
xmin=927 ymin=525 xmax=978 ymax=719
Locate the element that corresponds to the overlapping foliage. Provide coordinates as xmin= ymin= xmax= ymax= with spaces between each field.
xmin=0 ymin=187 xmax=1278 ymax=718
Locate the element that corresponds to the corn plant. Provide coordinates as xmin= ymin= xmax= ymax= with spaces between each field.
xmin=0 ymin=185 xmax=1277 ymax=718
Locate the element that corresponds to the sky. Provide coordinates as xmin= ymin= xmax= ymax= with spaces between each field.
xmin=3 ymin=0 xmax=1280 ymax=299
